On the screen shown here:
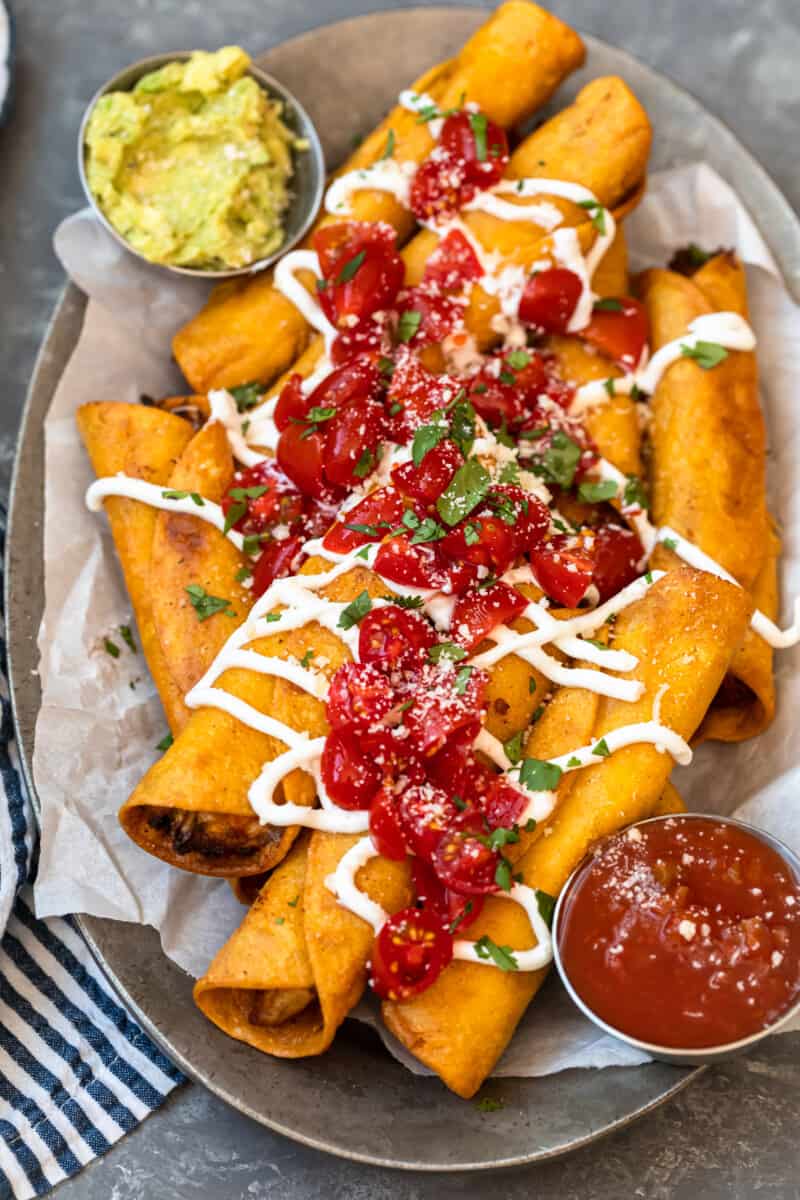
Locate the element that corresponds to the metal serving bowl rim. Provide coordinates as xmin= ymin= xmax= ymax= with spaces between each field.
xmin=76 ymin=49 xmax=325 ymax=279
xmin=551 ymin=811 xmax=800 ymax=1062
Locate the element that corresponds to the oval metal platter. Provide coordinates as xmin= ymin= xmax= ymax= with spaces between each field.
xmin=7 ymin=6 xmax=800 ymax=1172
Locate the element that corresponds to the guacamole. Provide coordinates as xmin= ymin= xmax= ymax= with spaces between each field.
xmin=84 ymin=46 xmax=302 ymax=270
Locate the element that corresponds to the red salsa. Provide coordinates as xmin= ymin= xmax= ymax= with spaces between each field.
xmin=557 ymin=816 xmax=800 ymax=1048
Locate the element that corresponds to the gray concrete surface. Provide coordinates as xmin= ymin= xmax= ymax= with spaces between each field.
xmin=2 ymin=0 xmax=799 ymax=1196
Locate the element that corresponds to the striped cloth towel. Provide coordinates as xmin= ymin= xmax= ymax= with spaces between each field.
xmin=0 ymin=511 xmax=184 ymax=1199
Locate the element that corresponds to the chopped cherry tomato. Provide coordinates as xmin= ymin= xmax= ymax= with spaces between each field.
xmin=451 ymin=582 xmax=527 ymax=651
xmin=274 ymin=373 xmax=308 ymax=432
xmin=481 ymin=775 xmax=529 ymax=830
xmin=251 ymin=535 xmax=305 ymax=597
xmin=276 ymin=421 xmax=333 ymax=502
xmin=425 ymin=720 xmax=482 ymax=795
xmin=423 ymin=228 xmax=483 ymax=291
xmin=432 ymin=808 xmax=498 ymax=896
xmin=374 ymin=534 xmax=478 ymax=595
xmin=403 ymin=663 xmax=488 ymax=757
xmin=320 ymin=730 xmax=382 ymax=810
xmin=395 ymin=287 xmax=463 ymax=346
xmin=581 ymin=297 xmax=649 ymax=370
xmin=439 ymin=514 xmax=517 ymax=574
xmin=369 ymin=786 xmax=408 ymax=861
xmin=313 ymin=222 xmax=404 ymax=327
xmin=222 ymin=460 xmax=305 ymax=535
xmin=322 ymin=485 xmax=405 ymax=554
xmin=588 ymin=523 xmax=644 ymax=602
xmin=392 ymin=439 xmax=463 ymax=505
xmin=397 ymin=783 xmax=460 ymax=861
xmin=467 ymin=352 xmax=548 ymax=430
xmin=410 ymin=857 xmax=485 ymax=933
xmin=529 ymin=537 xmax=594 ymax=607
xmin=370 ymin=906 xmax=453 ymax=1001
xmin=324 ymin=397 xmax=385 ymax=488
xmin=409 ymin=155 xmax=473 ymax=224
xmin=518 ymin=267 xmax=583 ymax=334
xmin=385 ymin=355 xmax=462 ymax=442
xmin=438 ymin=110 xmax=509 ymax=189
xmin=358 ymin=605 xmax=436 ymax=672
xmin=308 ymin=356 xmax=381 ymax=414
xmin=331 ymin=316 xmax=388 ymax=366
xmin=326 ymin=662 xmax=397 ymax=733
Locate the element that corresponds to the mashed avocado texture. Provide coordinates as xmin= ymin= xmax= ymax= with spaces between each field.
xmin=84 ymin=46 xmax=301 ymax=269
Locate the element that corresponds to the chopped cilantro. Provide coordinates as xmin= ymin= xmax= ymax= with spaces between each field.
xmin=577 ymin=479 xmax=618 ymax=504
xmin=498 ymin=460 xmax=520 ymax=485
xmin=402 ymin=509 xmax=446 ymax=545
xmin=449 ymin=900 xmax=474 ymax=934
xmin=235 ymin=565 xmax=252 ymax=584
xmin=482 ymin=825 xmax=520 ymax=850
xmin=536 ymin=890 xmax=556 ymax=928
xmin=566 ymin=755 xmax=581 ymax=768
xmin=412 ymin=419 xmax=448 ymax=466
xmin=454 ymin=665 xmax=473 ymax=695
xmin=531 ymin=703 xmax=545 ymax=723
xmin=305 ymin=405 xmax=337 ymax=424
xmin=229 ymin=485 xmax=268 ymax=501
xmin=506 ymin=349 xmax=530 ymax=370
xmin=603 ymin=377 xmax=616 ymax=397
xmin=577 ymin=198 xmax=607 ymax=235
xmin=185 ymin=585 xmax=235 ymax=622
xmin=469 ymin=111 xmax=488 ymax=161
xmin=503 ymin=731 xmax=524 ymax=765
xmin=680 ymin=340 xmax=729 ymax=370
xmin=103 ymin=637 xmax=120 ymax=658
xmin=519 ymin=757 xmax=562 ymax=791
xmin=300 ymin=649 xmax=315 ymax=669
xmin=473 ymin=936 xmax=519 ymax=972
xmin=593 ymin=297 xmax=623 ymax=312
xmin=338 ymin=590 xmax=372 ymax=630
xmin=582 ymin=637 xmax=609 ymax=651
xmin=382 ymin=593 xmax=424 ymax=610
xmin=223 ymin=501 xmax=247 ymax=535
xmin=475 ymin=1097 xmax=505 ymax=1113
xmin=161 ymin=489 xmax=188 ymax=500
xmin=534 ymin=431 xmax=581 ymax=488
xmin=274 ymin=917 xmax=285 ymax=926
xmin=229 ymin=382 xmax=263 ymax=412
xmin=449 ymin=396 xmax=477 ymax=458
xmin=663 ymin=536 xmax=678 ymax=551
xmin=156 ymin=732 xmax=174 ymax=752
xmin=119 ymin=624 xmax=136 ymax=653
xmin=623 ymin=474 xmax=648 ymax=510
xmin=397 ymin=309 xmax=422 ymax=343
xmin=593 ymin=737 xmax=611 ymax=758
xmin=288 ymin=894 xmax=300 ymax=907
xmin=528 ymin=676 xmax=538 ymax=695
xmin=380 ymin=129 xmax=395 ymax=160
xmin=494 ymin=858 xmax=512 ymax=891
xmin=335 ymin=249 xmax=366 ymax=284
xmin=354 ymin=447 xmax=376 ymax=479
xmin=242 ymin=533 xmax=265 ymax=557
xmin=428 ymin=641 xmax=467 ymax=665
xmin=463 ymin=522 xmax=480 ymax=546
xmin=436 ymin=458 xmax=491 ymax=527
xmin=265 ymin=612 xmax=282 ymax=623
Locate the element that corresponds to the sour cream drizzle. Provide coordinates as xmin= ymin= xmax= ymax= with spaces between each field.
xmin=85 ymin=475 xmax=246 ymax=553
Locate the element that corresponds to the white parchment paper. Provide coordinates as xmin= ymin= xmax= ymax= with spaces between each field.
xmin=32 ymin=164 xmax=800 ymax=1077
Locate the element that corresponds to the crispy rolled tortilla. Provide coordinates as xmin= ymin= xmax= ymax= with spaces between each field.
xmin=172 ymin=2 xmax=585 ymax=393
xmin=150 ymin=422 xmax=253 ymax=697
xmin=640 ymin=252 xmax=774 ymax=740
xmin=77 ymin=402 xmax=194 ymax=734
xmin=381 ymin=567 xmax=752 ymax=1096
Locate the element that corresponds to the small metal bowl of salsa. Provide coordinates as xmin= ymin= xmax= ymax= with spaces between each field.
xmin=77 ymin=48 xmax=325 ymax=278
xmin=552 ymin=813 xmax=800 ymax=1066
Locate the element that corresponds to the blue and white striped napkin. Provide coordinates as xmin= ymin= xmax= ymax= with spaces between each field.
xmin=0 ymin=511 xmax=184 ymax=1199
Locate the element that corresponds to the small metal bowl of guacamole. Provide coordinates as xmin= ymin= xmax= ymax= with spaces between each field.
xmin=78 ymin=46 xmax=324 ymax=277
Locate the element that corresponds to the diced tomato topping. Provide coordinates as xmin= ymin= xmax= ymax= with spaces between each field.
xmin=588 ymin=523 xmax=644 ymax=602
xmin=385 ymin=355 xmax=463 ymax=442
xmin=402 ymin=662 xmax=488 ymax=757
xmin=326 ymin=662 xmax=397 ymax=733
xmin=529 ymin=537 xmax=595 ymax=607
xmin=313 ymin=221 xmax=404 ymax=327
xmin=392 ymin=439 xmax=463 ymax=505
xmin=580 ymin=297 xmax=649 ymax=370
xmin=374 ymin=534 xmax=478 ymax=595
xmin=438 ymin=486 xmax=546 ymax=574
xmin=320 ymin=730 xmax=382 ymax=810
xmin=481 ymin=776 xmax=529 ymax=830
xmin=438 ymin=110 xmax=509 ymax=189
xmin=370 ymin=906 xmax=453 ymax=1001
xmin=274 ymin=373 xmax=308 ymax=432
xmin=358 ymin=605 xmax=437 ymax=672
xmin=369 ymin=786 xmax=408 ymax=861
xmin=467 ymin=352 xmax=548 ymax=429
xmin=431 ymin=808 xmax=499 ymax=896
xmin=222 ymin=460 xmax=304 ymax=535
xmin=425 ymin=720 xmax=482 ymax=795
xmin=395 ymin=287 xmax=464 ymax=346
xmin=423 ymin=228 xmax=483 ymax=291
xmin=518 ymin=267 xmax=583 ymax=334
xmin=331 ymin=316 xmax=388 ymax=366
xmin=250 ymin=534 xmax=305 ymax=597
xmin=324 ymin=397 xmax=386 ymax=488
xmin=411 ymin=857 xmax=485 ymax=932
xmin=397 ymin=783 xmax=460 ymax=861
xmin=451 ymin=582 xmax=528 ymax=651
xmin=276 ymin=421 xmax=332 ymax=502
xmin=409 ymin=155 xmax=474 ymax=224
xmin=322 ymin=486 xmax=404 ymax=554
